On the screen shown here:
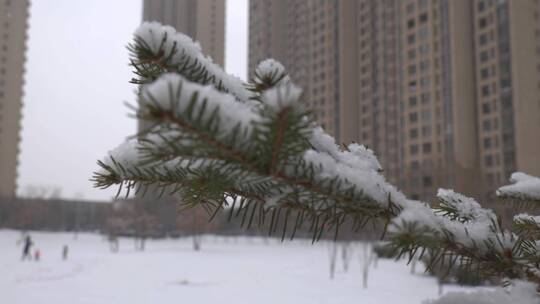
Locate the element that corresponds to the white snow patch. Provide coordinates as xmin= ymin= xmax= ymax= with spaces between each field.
xmin=141 ymin=73 xmax=258 ymax=140
xmin=0 ymin=230 xmax=483 ymax=304
xmin=437 ymin=189 xmax=496 ymax=222
xmin=497 ymin=172 xmax=540 ymax=201
xmin=135 ymin=22 xmax=251 ymax=102
xmin=262 ymin=83 xmax=302 ymax=111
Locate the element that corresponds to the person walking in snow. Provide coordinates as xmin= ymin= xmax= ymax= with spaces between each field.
xmin=62 ymin=245 xmax=69 ymax=261
xmin=34 ymin=249 xmax=41 ymax=261
xmin=21 ymin=235 xmax=33 ymax=261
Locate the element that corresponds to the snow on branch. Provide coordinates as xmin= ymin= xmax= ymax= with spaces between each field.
xmin=140 ymin=73 xmax=258 ymax=141
xmin=250 ymin=59 xmax=291 ymax=92
xmin=390 ymin=190 xmax=510 ymax=254
xmin=437 ymin=189 xmax=496 ymax=223
xmin=497 ymin=172 xmax=540 ymax=202
xmin=132 ymin=22 xmax=251 ymax=103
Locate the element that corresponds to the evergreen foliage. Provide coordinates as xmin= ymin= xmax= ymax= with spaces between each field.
xmin=93 ymin=22 xmax=540 ymax=301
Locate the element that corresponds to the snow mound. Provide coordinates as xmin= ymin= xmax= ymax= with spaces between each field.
xmin=497 ymin=172 xmax=540 ymax=201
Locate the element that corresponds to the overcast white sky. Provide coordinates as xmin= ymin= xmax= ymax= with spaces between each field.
xmin=18 ymin=0 xmax=248 ymax=201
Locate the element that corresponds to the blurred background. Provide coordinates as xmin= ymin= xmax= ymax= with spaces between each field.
xmin=0 ymin=0 xmax=539 ymax=303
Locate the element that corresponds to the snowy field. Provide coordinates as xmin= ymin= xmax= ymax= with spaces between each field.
xmin=0 ymin=230 xmax=479 ymax=304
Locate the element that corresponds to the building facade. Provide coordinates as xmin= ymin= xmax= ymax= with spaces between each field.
xmin=142 ymin=0 xmax=225 ymax=67
xmin=398 ymin=0 xmax=479 ymax=200
xmin=0 ymin=0 xmax=29 ymax=198
xmin=472 ymin=0 xmax=540 ymax=199
xmin=249 ymin=0 xmax=540 ymax=202
xmin=249 ymin=1 xmax=341 ymax=136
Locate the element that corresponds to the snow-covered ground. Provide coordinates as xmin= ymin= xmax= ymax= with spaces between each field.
xmin=0 ymin=230 xmax=478 ymax=304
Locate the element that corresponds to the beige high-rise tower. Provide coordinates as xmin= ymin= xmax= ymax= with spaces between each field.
xmin=249 ymin=1 xmax=341 ymax=136
xmin=472 ymin=0 xmax=540 ymax=199
xmin=0 ymin=0 xmax=28 ymax=198
xmin=143 ymin=0 xmax=225 ymax=67
xmin=249 ymin=0 xmax=540 ymax=202
xmin=398 ymin=0 xmax=479 ymax=200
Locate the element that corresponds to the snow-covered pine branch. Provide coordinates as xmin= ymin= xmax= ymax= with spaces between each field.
xmin=93 ymin=22 xmax=540 ymax=301
xmin=129 ymin=22 xmax=251 ymax=103
xmin=497 ymin=172 xmax=540 ymax=202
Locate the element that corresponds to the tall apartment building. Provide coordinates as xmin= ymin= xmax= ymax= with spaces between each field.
xmin=249 ymin=0 xmax=540 ymax=202
xmin=398 ymin=0 xmax=479 ymax=200
xmin=347 ymin=1 xmax=402 ymax=186
xmin=143 ymin=0 xmax=225 ymax=66
xmin=249 ymin=1 xmax=341 ymax=136
xmin=472 ymin=0 xmax=540 ymax=199
xmin=0 ymin=0 xmax=28 ymax=198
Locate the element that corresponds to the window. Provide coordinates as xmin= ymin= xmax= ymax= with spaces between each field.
xmin=409 ymin=96 xmax=418 ymax=106
xmin=408 ymin=49 xmax=416 ymax=60
xmin=407 ymin=19 xmax=416 ymax=29
xmin=479 ymin=17 xmax=487 ymax=29
xmin=419 ymin=27 xmax=429 ymax=40
xmin=409 ymin=81 xmax=417 ymax=93
xmin=482 ymin=103 xmax=490 ymax=114
xmin=423 ymin=142 xmax=432 ymax=153
xmin=423 ymin=176 xmax=432 ymax=187
xmin=478 ymin=1 xmax=485 ymax=12
xmin=419 ymin=44 xmax=429 ymax=55
xmin=482 ymin=85 xmax=490 ymax=97
xmin=419 ymin=13 xmax=428 ymax=23
xmin=410 ymin=128 xmax=419 ymax=139
xmin=480 ymin=51 xmax=489 ymax=63
xmin=479 ymin=33 xmax=488 ymax=46
xmin=481 ymin=68 xmax=489 ymax=79
xmin=482 ymin=119 xmax=491 ymax=131
xmin=483 ymin=137 xmax=492 ymax=149
xmin=408 ymin=65 xmax=417 ymax=75
xmin=406 ymin=3 xmax=415 ymax=14
xmin=420 ymin=77 xmax=430 ymax=88
xmin=410 ymin=144 xmax=419 ymax=155
xmin=420 ymin=60 xmax=429 ymax=72
xmin=421 ymin=93 xmax=430 ymax=104
xmin=422 ymin=126 xmax=431 ymax=137
xmin=485 ymin=155 xmax=493 ymax=167
xmin=409 ymin=112 xmax=418 ymax=122
xmin=407 ymin=34 xmax=416 ymax=44
xmin=421 ymin=109 xmax=431 ymax=122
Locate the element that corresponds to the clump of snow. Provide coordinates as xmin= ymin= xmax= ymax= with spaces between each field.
xmin=437 ymin=189 xmax=496 ymax=222
xmin=303 ymin=148 xmax=408 ymax=208
xmin=425 ymin=280 xmax=539 ymax=304
xmin=514 ymin=213 xmax=540 ymax=225
xmin=141 ymin=73 xmax=258 ymax=141
xmin=101 ymin=139 xmax=141 ymax=177
xmin=497 ymin=172 xmax=540 ymax=201
xmin=309 ymin=127 xmax=382 ymax=172
xmin=256 ymin=59 xmax=286 ymax=78
xmin=255 ymin=59 xmax=290 ymax=85
xmin=392 ymin=190 xmax=511 ymax=253
xmin=261 ymin=83 xmax=302 ymax=111
xmin=299 ymin=125 xmax=407 ymax=209
xmin=135 ymin=22 xmax=251 ymax=102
